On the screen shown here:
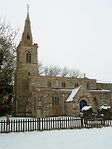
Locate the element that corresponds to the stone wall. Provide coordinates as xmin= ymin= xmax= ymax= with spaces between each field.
xmin=29 ymin=89 xmax=69 ymax=117
xmin=28 ymin=76 xmax=97 ymax=91
xmin=89 ymin=90 xmax=112 ymax=109
xmin=96 ymin=83 xmax=112 ymax=90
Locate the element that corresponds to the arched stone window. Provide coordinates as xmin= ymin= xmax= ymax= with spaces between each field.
xmin=47 ymin=81 xmax=51 ymax=87
xmin=61 ymin=82 xmax=65 ymax=87
xmin=75 ymin=83 xmax=79 ymax=87
xmin=26 ymin=51 xmax=31 ymax=62
xmin=87 ymin=83 xmax=90 ymax=89
xmin=52 ymin=97 xmax=59 ymax=105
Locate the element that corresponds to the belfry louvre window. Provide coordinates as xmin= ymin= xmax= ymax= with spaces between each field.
xmin=27 ymin=33 xmax=30 ymax=40
xmin=26 ymin=51 xmax=31 ymax=62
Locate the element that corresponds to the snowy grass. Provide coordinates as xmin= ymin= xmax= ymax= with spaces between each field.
xmin=0 ymin=127 xmax=112 ymax=149
xmin=0 ymin=116 xmax=33 ymax=121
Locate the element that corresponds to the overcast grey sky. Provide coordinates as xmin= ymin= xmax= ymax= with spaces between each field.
xmin=1 ymin=0 xmax=112 ymax=82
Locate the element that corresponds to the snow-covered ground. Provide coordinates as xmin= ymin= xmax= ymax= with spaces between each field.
xmin=0 ymin=116 xmax=33 ymax=121
xmin=0 ymin=127 xmax=112 ymax=149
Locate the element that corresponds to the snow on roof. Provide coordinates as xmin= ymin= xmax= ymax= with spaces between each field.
xmin=35 ymin=88 xmax=72 ymax=92
xmin=97 ymin=80 xmax=112 ymax=83
xmin=100 ymin=105 xmax=110 ymax=110
xmin=89 ymin=89 xmax=110 ymax=92
xmin=82 ymin=106 xmax=92 ymax=111
xmin=66 ymin=86 xmax=80 ymax=102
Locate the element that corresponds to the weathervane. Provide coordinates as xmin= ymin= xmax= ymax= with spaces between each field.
xmin=27 ymin=4 xmax=29 ymax=14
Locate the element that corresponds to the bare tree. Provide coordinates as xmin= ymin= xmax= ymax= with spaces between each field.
xmin=60 ymin=67 xmax=69 ymax=77
xmin=44 ymin=66 xmax=49 ymax=76
xmin=38 ymin=62 xmax=84 ymax=78
xmin=38 ymin=61 xmax=44 ymax=75
xmin=49 ymin=65 xmax=61 ymax=76
xmin=43 ymin=65 xmax=61 ymax=77
xmin=68 ymin=68 xmax=83 ymax=78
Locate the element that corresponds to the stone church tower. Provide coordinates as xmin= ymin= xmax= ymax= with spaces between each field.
xmin=14 ymin=10 xmax=38 ymax=116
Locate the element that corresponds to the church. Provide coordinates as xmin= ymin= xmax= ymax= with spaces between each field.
xmin=14 ymin=10 xmax=112 ymax=117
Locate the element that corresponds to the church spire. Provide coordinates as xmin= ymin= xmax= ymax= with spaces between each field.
xmin=27 ymin=4 xmax=29 ymax=15
xmin=21 ymin=5 xmax=33 ymax=45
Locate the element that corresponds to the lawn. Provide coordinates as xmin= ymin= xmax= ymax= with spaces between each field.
xmin=0 ymin=126 xmax=112 ymax=149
